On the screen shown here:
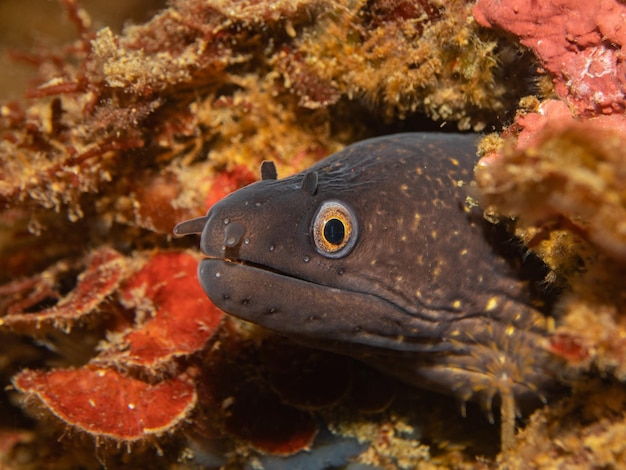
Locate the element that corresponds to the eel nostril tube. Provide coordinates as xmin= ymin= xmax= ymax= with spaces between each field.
xmin=224 ymin=221 xmax=246 ymax=248
xmin=173 ymin=216 xmax=210 ymax=236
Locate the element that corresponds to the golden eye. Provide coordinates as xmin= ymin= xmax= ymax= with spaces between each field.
xmin=312 ymin=200 xmax=358 ymax=258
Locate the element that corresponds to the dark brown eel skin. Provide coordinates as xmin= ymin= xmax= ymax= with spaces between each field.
xmin=174 ymin=133 xmax=564 ymax=439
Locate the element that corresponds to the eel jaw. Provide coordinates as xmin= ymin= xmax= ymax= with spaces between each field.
xmin=196 ymin=257 xmax=428 ymax=354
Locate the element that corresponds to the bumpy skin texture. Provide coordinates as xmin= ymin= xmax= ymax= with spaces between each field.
xmin=183 ymin=134 xmax=561 ymax=410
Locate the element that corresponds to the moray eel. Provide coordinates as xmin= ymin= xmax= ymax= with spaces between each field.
xmin=175 ymin=133 xmax=561 ymax=416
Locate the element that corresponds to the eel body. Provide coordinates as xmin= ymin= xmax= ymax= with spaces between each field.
xmin=175 ymin=133 xmax=562 ymax=413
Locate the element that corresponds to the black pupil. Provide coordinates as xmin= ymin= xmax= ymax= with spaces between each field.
xmin=324 ymin=218 xmax=345 ymax=245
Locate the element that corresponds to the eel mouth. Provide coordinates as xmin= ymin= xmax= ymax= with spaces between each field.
xmin=204 ymin=254 xmax=292 ymax=279
xmin=197 ymin=256 xmax=325 ymax=318
xmin=196 ymin=257 xmax=448 ymax=355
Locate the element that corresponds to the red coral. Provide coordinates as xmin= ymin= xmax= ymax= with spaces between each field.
xmin=96 ymin=252 xmax=223 ymax=373
xmin=4 ymin=250 xmax=222 ymax=447
xmin=204 ymin=165 xmax=257 ymax=211
xmin=130 ymin=171 xmax=200 ymax=233
xmin=548 ymin=332 xmax=591 ymax=365
xmin=0 ymin=247 xmax=125 ymax=333
xmin=473 ymin=0 xmax=626 ymax=116
xmin=13 ymin=367 xmax=196 ymax=441
xmin=513 ymin=100 xmax=626 ymax=152
xmin=365 ymin=0 xmax=443 ymax=31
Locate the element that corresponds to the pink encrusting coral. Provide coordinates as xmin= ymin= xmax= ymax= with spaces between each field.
xmin=473 ymin=0 xmax=626 ymax=117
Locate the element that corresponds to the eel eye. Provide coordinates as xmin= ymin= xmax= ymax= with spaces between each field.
xmin=312 ymin=200 xmax=358 ymax=258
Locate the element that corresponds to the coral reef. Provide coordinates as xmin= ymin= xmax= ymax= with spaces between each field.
xmin=473 ymin=1 xmax=626 ymax=467
xmin=1 ymin=0 xmax=625 ymax=468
